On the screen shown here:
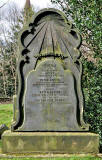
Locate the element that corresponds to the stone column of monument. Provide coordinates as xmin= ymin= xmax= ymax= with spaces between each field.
xmin=2 ymin=8 xmax=99 ymax=154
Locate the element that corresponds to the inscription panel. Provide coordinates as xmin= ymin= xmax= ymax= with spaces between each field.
xmin=20 ymin=59 xmax=81 ymax=131
xmin=28 ymin=63 xmax=68 ymax=105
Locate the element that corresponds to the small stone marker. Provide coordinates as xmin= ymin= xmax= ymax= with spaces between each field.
xmin=2 ymin=8 xmax=99 ymax=154
xmin=0 ymin=124 xmax=8 ymax=139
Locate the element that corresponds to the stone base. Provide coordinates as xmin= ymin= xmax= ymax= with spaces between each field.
xmin=2 ymin=131 xmax=99 ymax=154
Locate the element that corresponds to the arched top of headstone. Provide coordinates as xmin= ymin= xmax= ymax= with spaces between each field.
xmin=31 ymin=8 xmax=71 ymax=26
xmin=21 ymin=8 xmax=81 ymax=60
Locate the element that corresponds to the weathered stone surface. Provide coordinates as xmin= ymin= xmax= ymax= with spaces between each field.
xmin=0 ymin=124 xmax=8 ymax=139
xmin=19 ymin=58 xmax=82 ymax=131
xmin=2 ymin=130 xmax=99 ymax=154
xmin=11 ymin=8 xmax=89 ymax=131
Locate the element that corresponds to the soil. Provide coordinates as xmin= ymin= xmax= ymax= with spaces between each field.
xmin=0 ymin=101 xmax=12 ymax=104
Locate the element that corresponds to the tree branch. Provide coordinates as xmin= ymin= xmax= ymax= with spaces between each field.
xmin=0 ymin=0 xmax=9 ymax=8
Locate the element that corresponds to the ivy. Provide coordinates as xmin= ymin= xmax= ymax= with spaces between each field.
xmin=51 ymin=0 xmax=102 ymax=150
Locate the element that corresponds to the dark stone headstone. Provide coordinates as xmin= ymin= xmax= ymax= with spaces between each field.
xmin=11 ymin=8 xmax=89 ymax=131
xmin=20 ymin=59 xmax=81 ymax=131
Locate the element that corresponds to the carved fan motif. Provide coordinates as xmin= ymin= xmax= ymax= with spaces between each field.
xmin=21 ymin=11 xmax=81 ymax=60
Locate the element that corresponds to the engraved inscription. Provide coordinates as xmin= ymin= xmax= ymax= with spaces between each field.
xmin=27 ymin=63 xmax=69 ymax=104
xmin=21 ymin=59 xmax=79 ymax=131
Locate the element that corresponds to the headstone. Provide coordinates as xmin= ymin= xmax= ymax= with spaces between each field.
xmin=2 ymin=8 xmax=99 ymax=154
xmin=11 ymin=8 xmax=89 ymax=131
xmin=19 ymin=59 xmax=82 ymax=131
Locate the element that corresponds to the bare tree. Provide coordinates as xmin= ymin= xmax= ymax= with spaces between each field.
xmin=0 ymin=2 xmax=23 ymax=98
xmin=0 ymin=0 xmax=9 ymax=9
xmin=0 ymin=1 xmax=34 ymax=99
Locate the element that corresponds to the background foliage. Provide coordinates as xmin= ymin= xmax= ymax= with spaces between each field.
xmin=0 ymin=2 xmax=34 ymax=99
xmin=0 ymin=3 xmax=23 ymax=98
xmin=51 ymin=0 xmax=102 ymax=150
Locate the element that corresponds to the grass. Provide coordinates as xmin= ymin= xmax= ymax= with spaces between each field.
xmin=0 ymin=104 xmax=102 ymax=160
xmin=0 ymin=104 xmax=13 ymax=127
xmin=0 ymin=157 xmax=102 ymax=160
xmin=0 ymin=103 xmax=13 ymax=149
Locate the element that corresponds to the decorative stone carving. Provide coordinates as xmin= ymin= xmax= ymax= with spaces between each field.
xmin=11 ymin=8 xmax=89 ymax=131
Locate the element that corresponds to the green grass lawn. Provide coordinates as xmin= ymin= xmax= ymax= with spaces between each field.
xmin=0 ymin=104 xmax=13 ymax=127
xmin=0 ymin=104 xmax=101 ymax=160
xmin=0 ymin=103 xmax=13 ymax=149
xmin=0 ymin=157 xmax=102 ymax=160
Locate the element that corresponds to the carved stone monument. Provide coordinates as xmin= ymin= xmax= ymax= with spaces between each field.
xmin=2 ymin=8 xmax=99 ymax=154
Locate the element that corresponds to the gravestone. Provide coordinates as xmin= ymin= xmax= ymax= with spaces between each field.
xmin=2 ymin=8 xmax=99 ymax=154
xmin=19 ymin=59 xmax=82 ymax=131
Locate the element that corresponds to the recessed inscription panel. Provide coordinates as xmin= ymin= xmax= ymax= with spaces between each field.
xmin=19 ymin=59 xmax=81 ymax=131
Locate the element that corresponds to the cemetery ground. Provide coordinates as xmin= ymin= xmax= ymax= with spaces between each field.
xmin=0 ymin=103 xmax=102 ymax=160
